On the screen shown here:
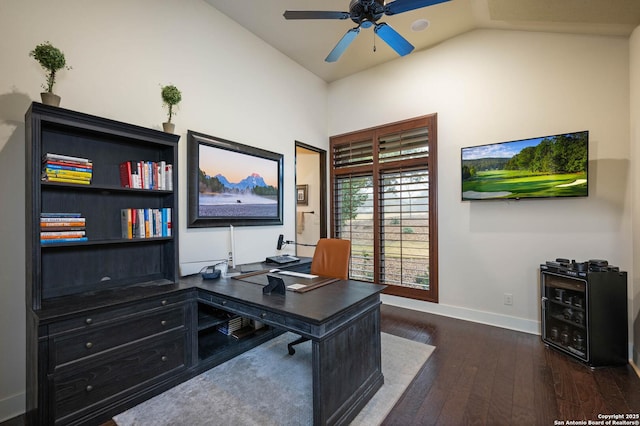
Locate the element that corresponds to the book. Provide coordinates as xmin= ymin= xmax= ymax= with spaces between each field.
xmin=161 ymin=208 xmax=168 ymax=236
xmin=137 ymin=208 xmax=145 ymax=238
xmin=38 ymin=226 xmax=85 ymax=231
xmin=41 ymin=237 xmax=88 ymax=244
xmin=40 ymin=231 xmax=86 ymax=239
xmin=44 ymin=162 xmax=93 ymax=172
xmin=165 ymin=164 xmax=173 ymax=190
xmin=41 ymin=216 xmax=85 ymax=223
xmin=41 ymin=212 xmax=82 ymax=218
xmin=144 ymin=209 xmax=150 ymax=237
xmin=120 ymin=209 xmax=133 ymax=239
xmin=159 ymin=161 xmax=166 ymax=190
xmin=43 ymin=169 xmax=92 ymax=179
xmin=41 ymin=221 xmax=86 ymax=227
xmin=119 ymin=162 xmax=133 ymax=188
xmin=43 ymin=153 xmax=91 ymax=163
xmin=166 ymin=208 xmax=172 ymax=236
xmin=42 ymin=176 xmax=91 ymax=185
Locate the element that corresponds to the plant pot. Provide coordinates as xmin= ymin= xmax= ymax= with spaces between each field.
xmin=40 ymin=92 xmax=60 ymax=107
xmin=162 ymin=122 xmax=175 ymax=133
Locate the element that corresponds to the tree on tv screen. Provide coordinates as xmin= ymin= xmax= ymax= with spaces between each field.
xmin=504 ymin=133 xmax=586 ymax=174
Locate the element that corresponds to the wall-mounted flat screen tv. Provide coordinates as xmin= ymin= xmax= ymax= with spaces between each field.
xmin=461 ymin=130 xmax=588 ymax=201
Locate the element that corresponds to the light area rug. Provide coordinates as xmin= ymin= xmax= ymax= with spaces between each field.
xmin=114 ymin=332 xmax=435 ymax=426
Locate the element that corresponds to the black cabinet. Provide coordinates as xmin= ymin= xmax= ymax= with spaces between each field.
xmin=25 ymin=103 xmax=185 ymax=425
xmin=47 ymin=296 xmax=189 ymax=425
xmin=540 ymin=265 xmax=627 ymax=367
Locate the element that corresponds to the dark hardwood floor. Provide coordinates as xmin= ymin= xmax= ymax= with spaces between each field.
xmin=380 ymin=304 xmax=640 ymax=425
xmin=5 ymin=304 xmax=640 ymax=426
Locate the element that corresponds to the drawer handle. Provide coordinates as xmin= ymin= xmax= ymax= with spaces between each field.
xmin=161 ymin=300 xmax=168 ymax=306
xmin=86 ymin=385 xmax=93 ymax=392
xmin=221 ymin=301 xmax=227 ymax=306
xmin=260 ymin=312 xmax=267 ymax=318
xmin=85 ymin=318 xmax=93 ymax=325
xmin=85 ymin=342 xmax=93 ymax=349
xmin=161 ymin=320 xmax=167 ymax=326
xmin=161 ymin=356 xmax=168 ymax=362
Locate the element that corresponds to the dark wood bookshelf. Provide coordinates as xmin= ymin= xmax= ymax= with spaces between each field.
xmin=25 ymin=103 xmax=184 ymax=426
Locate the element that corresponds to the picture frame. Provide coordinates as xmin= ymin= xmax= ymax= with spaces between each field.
xmin=297 ymin=184 xmax=308 ymax=205
xmin=187 ymin=130 xmax=283 ymax=227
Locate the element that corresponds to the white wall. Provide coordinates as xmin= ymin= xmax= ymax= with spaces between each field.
xmin=328 ymin=29 xmax=633 ymax=335
xmin=0 ymin=0 xmax=327 ymax=420
xmin=631 ymin=27 xmax=640 ymax=366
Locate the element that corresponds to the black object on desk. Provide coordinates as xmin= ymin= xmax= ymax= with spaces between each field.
xmin=265 ymin=254 xmax=300 ymax=265
xmin=200 ymin=266 xmax=221 ymax=280
xmin=263 ymin=275 xmax=286 ymax=295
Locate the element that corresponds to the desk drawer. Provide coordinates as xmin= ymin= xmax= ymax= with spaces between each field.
xmin=53 ymin=331 xmax=185 ymax=423
xmin=52 ymin=306 xmax=185 ymax=367
xmin=199 ymin=294 xmax=289 ymax=329
xmin=48 ymin=294 xmax=185 ymax=335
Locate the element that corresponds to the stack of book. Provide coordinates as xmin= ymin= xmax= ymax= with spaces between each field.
xmin=217 ymin=316 xmax=251 ymax=337
xmin=120 ymin=207 xmax=172 ymax=239
xmin=42 ymin=153 xmax=93 ymax=185
xmin=40 ymin=213 xmax=87 ymax=244
xmin=119 ymin=161 xmax=172 ymax=190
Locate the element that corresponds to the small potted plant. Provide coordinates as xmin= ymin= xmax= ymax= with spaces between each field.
xmin=161 ymin=84 xmax=182 ymax=133
xmin=29 ymin=41 xmax=71 ymax=106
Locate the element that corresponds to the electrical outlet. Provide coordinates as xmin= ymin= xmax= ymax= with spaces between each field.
xmin=504 ymin=293 xmax=513 ymax=305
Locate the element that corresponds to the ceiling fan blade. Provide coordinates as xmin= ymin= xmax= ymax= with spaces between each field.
xmin=325 ymin=28 xmax=360 ymax=63
xmin=384 ymin=0 xmax=450 ymax=16
xmin=374 ymin=23 xmax=414 ymax=56
xmin=283 ymin=10 xmax=350 ymax=20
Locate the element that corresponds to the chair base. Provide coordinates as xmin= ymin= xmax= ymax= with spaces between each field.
xmin=287 ymin=336 xmax=309 ymax=355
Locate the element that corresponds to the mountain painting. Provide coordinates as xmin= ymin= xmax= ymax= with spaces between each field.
xmin=198 ymin=143 xmax=279 ymax=217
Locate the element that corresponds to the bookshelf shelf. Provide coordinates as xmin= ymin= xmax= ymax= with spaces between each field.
xmin=39 ymin=236 xmax=174 ymax=248
xmin=43 ymin=181 xmax=173 ymax=194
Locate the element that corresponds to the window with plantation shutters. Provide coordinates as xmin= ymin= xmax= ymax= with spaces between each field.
xmin=330 ymin=115 xmax=438 ymax=302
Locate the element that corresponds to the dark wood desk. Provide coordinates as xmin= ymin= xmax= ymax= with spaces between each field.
xmin=27 ymin=257 xmax=384 ymax=426
xmin=184 ymin=271 xmax=386 ymax=426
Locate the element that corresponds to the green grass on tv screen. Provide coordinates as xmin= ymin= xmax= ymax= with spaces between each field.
xmin=462 ymin=170 xmax=587 ymax=200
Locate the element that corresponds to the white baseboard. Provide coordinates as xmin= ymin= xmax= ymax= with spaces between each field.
xmin=0 ymin=391 xmax=25 ymax=423
xmin=381 ymin=295 xmax=540 ymax=335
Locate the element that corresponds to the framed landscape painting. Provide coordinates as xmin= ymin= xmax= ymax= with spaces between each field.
xmin=187 ymin=130 xmax=283 ymax=227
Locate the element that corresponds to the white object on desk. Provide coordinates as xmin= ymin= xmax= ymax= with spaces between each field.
xmin=277 ymin=270 xmax=318 ymax=279
xmin=287 ymin=283 xmax=307 ymax=291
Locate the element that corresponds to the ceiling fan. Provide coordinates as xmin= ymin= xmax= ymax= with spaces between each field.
xmin=283 ymin=0 xmax=451 ymax=62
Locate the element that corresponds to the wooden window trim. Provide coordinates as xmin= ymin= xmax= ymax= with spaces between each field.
xmin=330 ymin=114 xmax=438 ymax=303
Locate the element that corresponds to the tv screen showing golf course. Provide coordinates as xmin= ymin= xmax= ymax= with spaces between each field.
xmin=461 ymin=131 xmax=588 ymax=201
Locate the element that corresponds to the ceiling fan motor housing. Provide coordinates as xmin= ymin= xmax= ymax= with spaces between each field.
xmin=350 ymin=0 xmax=385 ymax=26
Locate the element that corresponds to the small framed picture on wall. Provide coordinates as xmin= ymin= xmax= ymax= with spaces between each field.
xmin=297 ymin=184 xmax=308 ymax=205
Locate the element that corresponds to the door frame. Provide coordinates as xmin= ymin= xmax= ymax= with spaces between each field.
xmin=295 ymin=141 xmax=327 ymax=241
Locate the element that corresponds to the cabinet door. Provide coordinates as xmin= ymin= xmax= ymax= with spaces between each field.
xmin=541 ymin=272 xmax=587 ymax=361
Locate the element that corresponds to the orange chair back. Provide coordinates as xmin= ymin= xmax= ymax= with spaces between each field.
xmin=310 ymin=238 xmax=351 ymax=280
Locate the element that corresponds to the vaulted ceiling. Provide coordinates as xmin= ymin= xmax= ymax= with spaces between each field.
xmin=204 ymin=0 xmax=640 ymax=82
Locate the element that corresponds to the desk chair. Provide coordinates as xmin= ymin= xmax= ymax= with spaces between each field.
xmin=287 ymin=238 xmax=351 ymax=355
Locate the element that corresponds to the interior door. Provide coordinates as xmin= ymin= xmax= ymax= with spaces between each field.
xmin=295 ymin=142 xmax=327 ymax=257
